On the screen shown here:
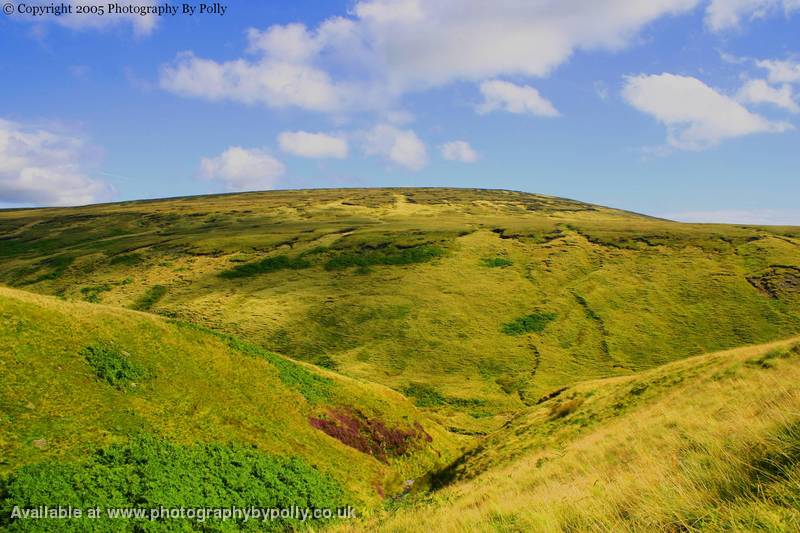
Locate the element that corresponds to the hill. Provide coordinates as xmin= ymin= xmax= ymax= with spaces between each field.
xmin=1 ymin=188 xmax=799 ymax=436
xmin=0 ymin=286 xmax=458 ymax=530
xmin=346 ymin=337 xmax=800 ymax=531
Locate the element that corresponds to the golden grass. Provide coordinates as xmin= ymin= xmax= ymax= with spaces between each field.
xmin=341 ymin=339 xmax=800 ymax=532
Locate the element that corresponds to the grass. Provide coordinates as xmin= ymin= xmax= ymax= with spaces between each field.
xmin=0 ymin=435 xmax=348 ymax=532
xmin=130 ymin=285 xmax=166 ymax=311
xmin=0 ymin=188 xmax=798 ymax=437
xmin=82 ymin=342 xmax=148 ymax=389
xmin=481 ymin=257 xmax=512 ymax=268
xmin=344 ymin=340 xmax=800 ymax=532
xmin=1 ymin=188 xmax=800 ymax=530
xmin=219 ymin=254 xmax=311 ymax=279
xmin=324 ymin=245 xmax=444 ymax=271
xmin=502 ymin=311 xmax=557 ymax=335
xmin=0 ymin=286 xmax=459 ymax=510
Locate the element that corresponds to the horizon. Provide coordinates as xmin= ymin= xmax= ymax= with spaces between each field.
xmin=1 ymin=1 xmax=799 ymax=224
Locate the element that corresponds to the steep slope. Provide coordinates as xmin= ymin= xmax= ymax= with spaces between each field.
xmin=347 ymin=338 xmax=800 ymax=532
xmin=0 ymin=286 xmax=458 ymax=518
xmin=1 ymin=188 xmax=799 ymax=436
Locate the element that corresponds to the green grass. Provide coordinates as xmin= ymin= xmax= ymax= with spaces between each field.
xmin=82 ymin=343 xmax=148 ymax=389
xmin=0 ymin=435 xmax=348 ymax=532
xmin=130 ymin=285 xmax=167 ymax=311
xmin=1 ymin=188 xmax=800 ymax=531
xmin=79 ymin=284 xmax=111 ymax=303
xmin=173 ymin=320 xmax=334 ymax=404
xmin=219 ymin=254 xmax=311 ymax=279
xmin=324 ymin=245 xmax=444 ymax=271
xmin=501 ymin=312 xmax=557 ymax=335
xmin=481 ymin=257 xmax=512 ymax=268
xmin=1 ymin=188 xmax=799 ymax=435
xmin=0 ymin=287 xmax=458 ymax=510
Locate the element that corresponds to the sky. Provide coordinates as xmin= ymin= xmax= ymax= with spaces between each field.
xmin=0 ymin=0 xmax=799 ymax=223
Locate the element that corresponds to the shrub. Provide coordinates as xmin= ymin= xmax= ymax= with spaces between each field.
xmin=219 ymin=255 xmax=311 ymax=279
xmin=502 ymin=312 xmax=556 ymax=335
xmin=0 ymin=435 xmax=349 ymax=532
xmin=82 ymin=343 xmax=147 ymax=389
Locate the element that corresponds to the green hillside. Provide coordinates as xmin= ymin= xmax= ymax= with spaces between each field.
xmin=1 ymin=188 xmax=799 ymax=531
xmin=1 ymin=188 xmax=798 ymax=436
xmin=0 ymin=286 xmax=457 ymax=530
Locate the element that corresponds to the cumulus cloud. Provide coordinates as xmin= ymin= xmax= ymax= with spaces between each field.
xmin=160 ymin=52 xmax=348 ymax=113
xmin=197 ymin=147 xmax=285 ymax=191
xmin=362 ymin=124 xmax=427 ymax=170
xmin=0 ymin=118 xmax=110 ymax=206
xmin=477 ymin=80 xmax=559 ymax=117
xmin=622 ymin=73 xmax=792 ymax=150
xmin=13 ymin=0 xmax=158 ymax=36
xmin=705 ymin=0 xmax=800 ymax=31
xmin=440 ymin=141 xmax=478 ymax=163
xmin=160 ymin=0 xmax=702 ymax=112
xmin=278 ymin=131 xmax=348 ymax=159
xmin=737 ymin=79 xmax=799 ymax=113
xmin=755 ymin=58 xmax=800 ymax=84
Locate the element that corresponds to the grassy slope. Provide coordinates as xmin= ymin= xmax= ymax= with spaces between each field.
xmin=1 ymin=188 xmax=799 ymax=438
xmin=0 ymin=286 xmax=458 ymax=506
xmin=347 ymin=337 xmax=800 ymax=532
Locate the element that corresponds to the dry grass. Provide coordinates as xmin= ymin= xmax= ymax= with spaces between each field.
xmin=341 ymin=340 xmax=800 ymax=532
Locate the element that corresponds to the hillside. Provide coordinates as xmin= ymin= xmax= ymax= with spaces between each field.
xmin=0 ymin=286 xmax=458 ymax=530
xmin=346 ymin=337 xmax=800 ymax=532
xmin=1 ymin=188 xmax=799 ymax=437
xmin=1 ymin=188 xmax=799 ymax=531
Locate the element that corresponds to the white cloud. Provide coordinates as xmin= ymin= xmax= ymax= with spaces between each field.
xmin=622 ymin=73 xmax=792 ymax=150
xmin=197 ymin=147 xmax=285 ymax=191
xmin=362 ymin=124 xmax=427 ymax=170
xmin=477 ymin=80 xmax=559 ymax=117
xmin=440 ymin=141 xmax=478 ymax=163
xmin=160 ymin=52 xmax=348 ymax=113
xmin=705 ymin=0 xmax=800 ymax=31
xmin=663 ymin=209 xmax=800 ymax=225
xmin=160 ymin=0 xmax=702 ymax=112
xmin=0 ymin=118 xmax=110 ymax=206
xmin=737 ymin=79 xmax=799 ymax=113
xmin=14 ymin=0 xmax=158 ymax=36
xmin=755 ymin=58 xmax=800 ymax=84
xmin=278 ymin=131 xmax=348 ymax=159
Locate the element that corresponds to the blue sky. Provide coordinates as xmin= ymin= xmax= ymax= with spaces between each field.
xmin=0 ymin=1 xmax=798 ymax=223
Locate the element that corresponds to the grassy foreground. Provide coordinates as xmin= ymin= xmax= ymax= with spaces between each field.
xmin=344 ymin=338 xmax=800 ymax=532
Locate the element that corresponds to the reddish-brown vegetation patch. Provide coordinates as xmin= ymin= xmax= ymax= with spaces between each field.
xmin=310 ymin=408 xmax=431 ymax=462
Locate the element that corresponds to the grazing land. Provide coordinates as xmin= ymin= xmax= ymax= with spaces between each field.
xmin=1 ymin=188 xmax=799 ymax=530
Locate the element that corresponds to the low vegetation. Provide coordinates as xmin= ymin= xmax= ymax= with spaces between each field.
xmin=219 ymin=254 xmax=311 ymax=279
xmin=501 ymin=311 xmax=557 ymax=335
xmin=481 ymin=257 xmax=512 ymax=268
xmin=324 ymin=245 xmax=444 ymax=271
xmin=1 ymin=188 xmax=800 ymax=530
xmin=82 ymin=343 xmax=148 ymax=389
xmin=0 ymin=435 xmax=348 ymax=532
